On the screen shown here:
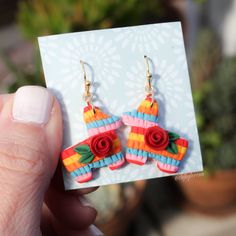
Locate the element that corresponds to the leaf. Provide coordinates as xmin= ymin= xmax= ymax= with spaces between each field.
xmin=166 ymin=142 xmax=178 ymax=154
xmin=168 ymin=132 xmax=180 ymax=141
xmin=74 ymin=145 xmax=91 ymax=154
xmin=74 ymin=144 xmax=95 ymax=164
xmin=79 ymin=153 xmax=95 ymax=164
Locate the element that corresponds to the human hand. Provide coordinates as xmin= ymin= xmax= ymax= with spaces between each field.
xmin=0 ymin=86 xmax=103 ymax=236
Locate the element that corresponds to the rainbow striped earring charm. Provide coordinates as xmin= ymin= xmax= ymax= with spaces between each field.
xmin=61 ymin=60 xmax=125 ymax=183
xmin=122 ymin=56 xmax=189 ymax=173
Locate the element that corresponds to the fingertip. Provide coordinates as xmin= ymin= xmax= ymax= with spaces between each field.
xmin=45 ymin=186 xmax=98 ymax=230
xmin=12 ymin=86 xmax=53 ymax=125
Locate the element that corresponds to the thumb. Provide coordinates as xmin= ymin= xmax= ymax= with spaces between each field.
xmin=0 ymin=86 xmax=62 ymax=236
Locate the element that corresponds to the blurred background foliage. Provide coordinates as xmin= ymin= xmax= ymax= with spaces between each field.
xmin=191 ymin=29 xmax=236 ymax=172
xmin=18 ymin=0 xmax=165 ymax=39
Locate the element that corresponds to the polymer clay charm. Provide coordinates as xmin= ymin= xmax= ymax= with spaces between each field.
xmin=122 ymin=56 xmax=188 ymax=173
xmin=61 ymin=61 xmax=125 ymax=183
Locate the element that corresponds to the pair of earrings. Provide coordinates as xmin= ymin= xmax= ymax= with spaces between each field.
xmin=61 ymin=56 xmax=189 ymax=183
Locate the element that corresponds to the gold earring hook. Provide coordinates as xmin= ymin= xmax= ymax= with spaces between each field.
xmin=80 ymin=60 xmax=95 ymax=113
xmin=80 ymin=60 xmax=91 ymax=101
xmin=80 ymin=60 xmax=87 ymax=82
xmin=144 ymin=56 xmax=154 ymax=104
xmin=144 ymin=55 xmax=151 ymax=79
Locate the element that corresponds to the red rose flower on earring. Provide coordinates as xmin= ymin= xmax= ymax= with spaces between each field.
xmin=90 ymin=133 xmax=114 ymax=157
xmin=144 ymin=126 xmax=169 ymax=150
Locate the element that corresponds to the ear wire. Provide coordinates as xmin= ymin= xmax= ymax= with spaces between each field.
xmin=80 ymin=60 xmax=95 ymax=113
xmin=144 ymin=55 xmax=154 ymax=106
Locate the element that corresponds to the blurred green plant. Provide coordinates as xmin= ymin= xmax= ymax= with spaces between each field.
xmin=191 ymin=29 xmax=236 ymax=172
xmin=191 ymin=29 xmax=221 ymax=90
xmin=18 ymin=0 xmax=164 ymax=40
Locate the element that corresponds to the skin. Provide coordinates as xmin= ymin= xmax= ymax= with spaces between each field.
xmin=0 ymin=91 xmax=98 ymax=236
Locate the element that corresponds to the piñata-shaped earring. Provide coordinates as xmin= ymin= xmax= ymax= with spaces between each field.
xmin=61 ymin=61 xmax=125 ymax=183
xmin=122 ymin=56 xmax=188 ymax=173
